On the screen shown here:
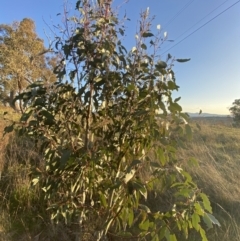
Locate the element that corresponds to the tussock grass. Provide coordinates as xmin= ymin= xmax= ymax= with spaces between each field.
xmin=179 ymin=118 xmax=240 ymax=241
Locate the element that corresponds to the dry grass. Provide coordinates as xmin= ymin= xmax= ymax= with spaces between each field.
xmin=1 ymin=105 xmax=240 ymax=240
xmin=179 ymin=118 xmax=240 ymax=241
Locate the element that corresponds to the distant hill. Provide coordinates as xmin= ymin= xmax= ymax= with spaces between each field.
xmin=187 ymin=112 xmax=230 ymax=118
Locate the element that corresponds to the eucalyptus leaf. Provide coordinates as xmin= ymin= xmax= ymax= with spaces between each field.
xmin=141 ymin=43 xmax=147 ymax=50
xmin=200 ymin=193 xmax=212 ymax=213
xmin=204 ymin=213 xmax=221 ymax=227
xmin=142 ymin=32 xmax=154 ymax=38
xmin=139 ymin=219 xmax=149 ymax=231
xmin=176 ymin=58 xmax=191 ymax=63
xmin=192 ymin=213 xmax=200 ymax=231
xmin=155 ymin=61 xmax=167 ymax=69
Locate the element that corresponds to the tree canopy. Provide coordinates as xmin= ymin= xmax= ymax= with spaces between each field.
xmin=0 ymin=18 xmax=57 ymax=111
xmin=229 ymin=99 xmax=240 ymax=125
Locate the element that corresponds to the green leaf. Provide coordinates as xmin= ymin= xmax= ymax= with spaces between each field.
xmin=176 ymin=58 xmax=191 ymax=63
xmin=168 ymin=81 xmax=177 ymax=90
xmin=205 ymin=213 xmax=221 ymax=227
xmin=164 ymin=228 xmax=170 ymax=241
xmin=128 ymin=208 xmax=134 ymax=226
xmin=152 ymin=235 xmax=159 ymax=241
xmin=200 ymin=193 xmax=212 ymax=213
xmin=139 ymin=219 xmax=149 ymax=231
xmin=158 ymin=226 xmax=166 ymax=240
xmin=141 ymin=43 xmax=147 ymax=50
xmin=169 ymin=234 xmax=177 ymax=241
xmin=4 ymin=124 xmax=14 ymax=135
xmin=192 ymin=213 xmax=200 ymax=231
xmin=177 ymin=188 xmax=192 ymax=197
xmin=63 ymin=44 xmax=71 ymax=58
xmin=155 ymin=61 xmax=167 ymax=69
xmin=99 ymin=191 xmax=107 ymax=208
xmin=199 ymin=226 xmax=208 ymax=241
xmin=194 ymin=202 xmax=204 ymax=215
xmin=181 ymin=170 xmax=193 ymax=182
xmin=174 ymin=97 xmax=181 ymax=102
xmin=208 ymin=213 xmax=220 ymax=227
xmin=203 ymin=212 xmax=213 ymax=229
xmin=142 ymin=32 xmax=154 ymax=38
xmin=157 ymin=148 xmax=166 ymax=166
xmin=119 ymin=28 xmax=124 ymax=36
xmin=168 ymin=102 xmax=182 ymax=112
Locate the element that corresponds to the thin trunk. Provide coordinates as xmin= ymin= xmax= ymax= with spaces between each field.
xmin=9 ymin=90 xmax=15 ymax=109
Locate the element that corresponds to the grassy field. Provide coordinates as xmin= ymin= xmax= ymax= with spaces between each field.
xmin=181 ymin=117 xmax=240 ymax=240
xmin=0 ymin=106 xmax=240 ymax=240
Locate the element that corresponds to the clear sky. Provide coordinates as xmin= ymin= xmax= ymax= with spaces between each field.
xmin=1 ymin=0 xmax=240 ymax=114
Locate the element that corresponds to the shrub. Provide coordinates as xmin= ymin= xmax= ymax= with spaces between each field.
xmin=5 ymin=1 xmax=218 ymax=240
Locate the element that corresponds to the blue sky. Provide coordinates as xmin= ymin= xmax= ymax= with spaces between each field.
xmin=1 ymin=0 xmax=240 ymax=114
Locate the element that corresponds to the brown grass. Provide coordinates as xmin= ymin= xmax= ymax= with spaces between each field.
xmin=179 ymin=118 xmax=240 ymax=240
